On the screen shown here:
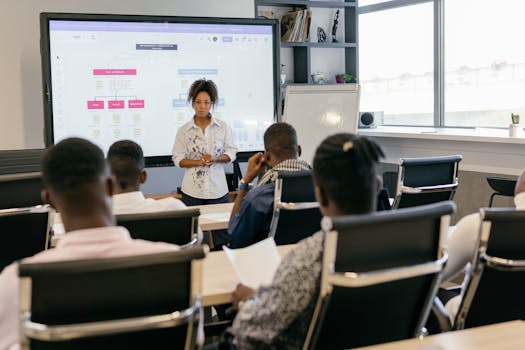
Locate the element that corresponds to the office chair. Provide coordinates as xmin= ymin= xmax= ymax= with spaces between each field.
xmin=268 ymin=171 xmax=322 ymax=245
xmin=392 ymin=155 xmax=462 ymax=209
xmin=382 ymin=171 xmax=398 ymax=201
xmin=18 ymin=246 xmax=207 ymax=350
xmin=304 ymin=201 xmax=455 ymax=350
xmin=116 ymin=208 xmax=200 ymax=247
xmin=226 ymin=151 xmax=263 ymax=190
xmin=0 ymin=172 xmax=43 ymax=210
xmin=486 ymin=177 xmax=517 ymax=207
xmin=0 ymin=205 xmax=51 ymax=272
xmin=454 ymin=208 xmax=525 ymax=329
xmin=376 ymin=188 xmax=392 ymax=211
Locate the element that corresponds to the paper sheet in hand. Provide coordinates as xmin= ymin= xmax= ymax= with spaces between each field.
xmin=223 ymin=237 xmax=281 ymax=289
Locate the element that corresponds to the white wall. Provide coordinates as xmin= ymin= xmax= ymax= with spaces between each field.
xmin=0 ymin=0 xmax=253 ymax=150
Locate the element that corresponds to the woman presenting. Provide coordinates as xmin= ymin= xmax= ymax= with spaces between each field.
xmin=172 ymin=79 xmax=237 ymax=206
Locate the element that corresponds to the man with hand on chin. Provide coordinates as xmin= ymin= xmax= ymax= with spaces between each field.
xmin=228 ymin=122 xmax=311 ymax=248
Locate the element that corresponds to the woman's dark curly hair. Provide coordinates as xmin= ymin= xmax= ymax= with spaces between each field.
xmin=187 ymin=79 xmax=219 ymax=107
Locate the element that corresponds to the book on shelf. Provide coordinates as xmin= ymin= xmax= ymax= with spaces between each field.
xmin=281 ymin=9 xmax=311 ymax=43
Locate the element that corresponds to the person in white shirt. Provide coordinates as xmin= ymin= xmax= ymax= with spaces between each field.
xmin=0 ymin=138 xmax=183 ymax=350
xmin=108 ymin=139 xmax=186 ymax=215
xmin=172 ymin=79 xmax=237 ymax=206
xmin=443 ymin=171 xmax=525 ymax=323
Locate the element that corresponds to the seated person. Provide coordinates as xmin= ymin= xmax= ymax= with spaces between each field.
xmin=228 ymin=122 xmax=311 ymax=248
xmin=0 ymin=138 xmax=181 ymax=350
xmin=229 ymin=133 xmax=384 ymax=349
xmin=444 ymin=170 xmax=525 ymax=321
xmin=107 ymin=139 xmax=186 ymax=214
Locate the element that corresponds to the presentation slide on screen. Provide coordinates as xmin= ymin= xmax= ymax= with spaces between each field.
xmin=48 ymin=21 xmax=275 ymax=157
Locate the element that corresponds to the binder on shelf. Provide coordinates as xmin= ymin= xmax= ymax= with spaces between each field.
xmin=281 ymin=9 xmax=311 ymax=43
xmin=281 ymin=10 xmax=301 ymax=42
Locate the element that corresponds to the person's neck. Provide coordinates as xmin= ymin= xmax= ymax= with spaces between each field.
xmin=194 ymin=115 xmax=211 ymax=125
xmin=60 ymin=205 xmax=115 ymax=233
xmin=330 ymin=208 xmax=374 ymax=218
xmin=62 ymin=215 xmax=114 ymax=233
xmin=269 ymin=155 xmax=297 ymax=168
xmin=113 ymin=186 xmax=140 ymax=195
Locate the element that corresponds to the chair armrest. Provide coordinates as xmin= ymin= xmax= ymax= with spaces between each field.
xmin=181 ymin=236 xmax=199 ymax=249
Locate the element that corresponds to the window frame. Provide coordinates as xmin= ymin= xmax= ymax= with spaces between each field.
xmin=359 ymin=0 xmax=450 ymax=128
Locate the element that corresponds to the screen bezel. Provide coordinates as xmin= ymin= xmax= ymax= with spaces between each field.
xmin=40 ymin=12 xmax=280 ymax=167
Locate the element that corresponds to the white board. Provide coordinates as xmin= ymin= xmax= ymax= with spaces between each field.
xmin=282 ymin=84 xmax=360 ymax=164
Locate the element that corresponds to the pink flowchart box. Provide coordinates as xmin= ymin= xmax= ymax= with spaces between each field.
xmin=87 ymin=100 xmax=104 ymax=110
xmin=108 ymin=100 xmax=125 ymax=109
xmin=128 ymin=100 xmax=145 ymax=108
xmin=93 ymin=69 xmax=137 ymax=75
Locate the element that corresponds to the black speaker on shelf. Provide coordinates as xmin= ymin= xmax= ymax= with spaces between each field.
xmin=358 ymin=111 xmax=382 ymax=129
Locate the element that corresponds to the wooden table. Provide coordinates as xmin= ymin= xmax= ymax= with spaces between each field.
xmin=354 ymin=320 xmax=525 ymax=350
xmin=201 ymin=244 xmax=295 ymax=306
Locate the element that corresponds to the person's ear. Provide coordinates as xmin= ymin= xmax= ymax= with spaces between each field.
xmin=41 ymin=189 xmax=56 ymax=210
xmin=264 ymin=148 xmax=271 ymax=163
xmin=297 ymin=145 xmax=302 ymax=158
xmin=140 ymin=170 xmax=147 ymax=184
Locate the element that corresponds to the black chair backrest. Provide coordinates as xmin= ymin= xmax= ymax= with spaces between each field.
xmin=116 ymin=208 xmax=200 ymax=246
xmin=394 ymin=155 xmax=462 ymax=209
xmin=305 ymin=201 xmax=455 ymax=350
xmin=376 ymin=188 xmax=391 ymax=211
xmin=486 ymin=177 xmax=517 ymax=207
xmin=455 ymin=208 xmax=525 ymax=329
xmin=18 ymin=246 xmax=207 ymax=350
xmin=0 ymin=173 xmax=43 ymax=210
xmin=0 ymin=206 xmax=51 ymax=272
xmin=269 ymin=171 xmax=322 ymax=245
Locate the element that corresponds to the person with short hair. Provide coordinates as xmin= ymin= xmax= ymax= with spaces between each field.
xmin=228 ymin=122 xmax=311 ymax=248
xmin=229 ymin=133 xmax=384 ymax=349
xmin=172 ymin=79 xmax=237 ymax=206
xmin=0 ymin=138 xmax=180 ymax=350
xmin=108 ymin=139 xmax=186 ymax=214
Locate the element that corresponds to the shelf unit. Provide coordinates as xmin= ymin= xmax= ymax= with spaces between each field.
xmin=255 ymin=0 xmax=358 ymax=84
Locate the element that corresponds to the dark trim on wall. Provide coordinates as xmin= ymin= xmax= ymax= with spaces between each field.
xmin=0 ymin=149 xmax=45 ymax=175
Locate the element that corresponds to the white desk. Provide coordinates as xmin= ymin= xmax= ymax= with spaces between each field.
xmin=189 ymin=202 xmax=234 ymax=231
xmin=201 ymin=244 xmax=295 ymax=306
xmin=354 ymin=320 xmax=525 ymax=350
xmin=51 ymin=202 xmax=234 ymax=246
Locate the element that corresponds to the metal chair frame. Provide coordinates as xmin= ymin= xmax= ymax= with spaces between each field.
xmin=303 ymin=202 xmax=454 ymax=350
xmin=392 ymin=155 xmax=462 ymax=209
xmin=19 ymin=247 xmax=206 ymax=350
xmin=268 ymin=171 xmax=321 ymax=244
xmin=116 ymin=208 xmax=200 ymax=248
xmin=454 ymin=208 xmax=525 ymax=329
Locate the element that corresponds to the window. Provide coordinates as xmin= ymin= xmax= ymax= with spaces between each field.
xmin=359 ymin=2 xmax=433 ymax=126
xmin=445 ymin=0 xmax=525 ymax=127
xmin=359 ymin=0 xmax=525 ymax=128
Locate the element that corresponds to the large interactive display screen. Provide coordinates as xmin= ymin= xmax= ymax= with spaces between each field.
xmin=40 ymin=13 xmax=279 ymax=165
